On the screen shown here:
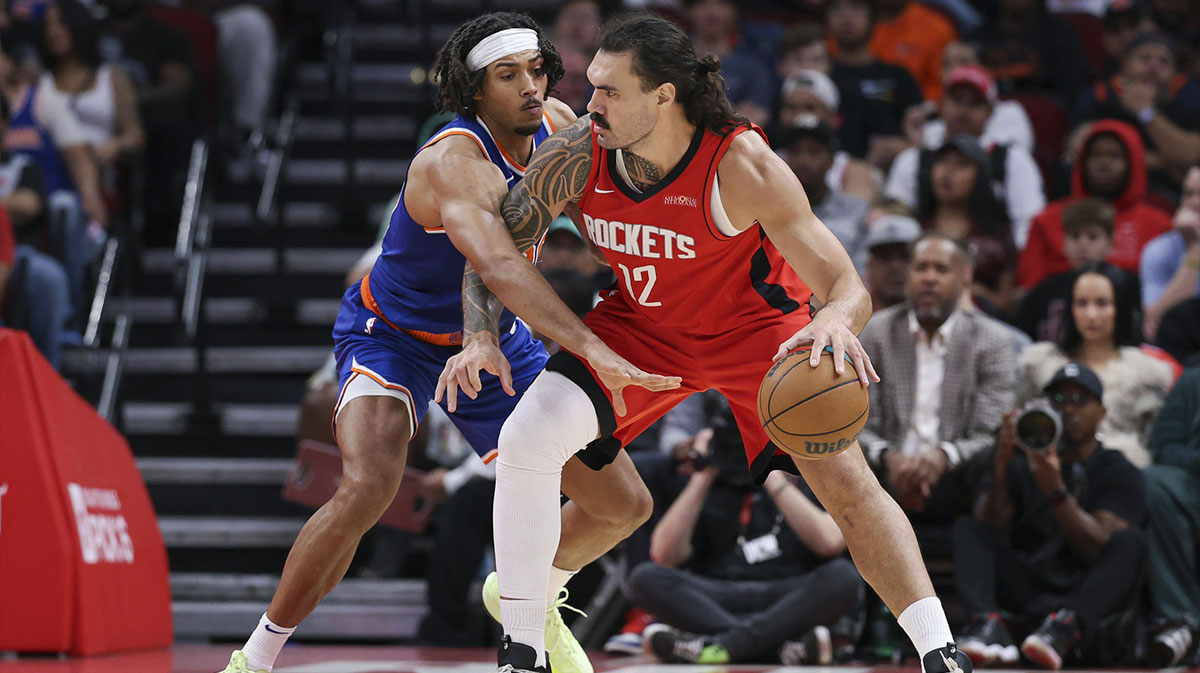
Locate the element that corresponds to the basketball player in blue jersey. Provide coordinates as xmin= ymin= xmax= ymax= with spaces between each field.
xmin=217 ymin=13 xmax=679 ymax=673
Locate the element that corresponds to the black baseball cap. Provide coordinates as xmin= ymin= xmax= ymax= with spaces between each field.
xmin=1043 ymin=363 xmax=1104 ymax=401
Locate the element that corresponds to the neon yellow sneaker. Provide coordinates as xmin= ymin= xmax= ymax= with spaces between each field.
xmin=217 ymin=651 xmax=268 ymax=673
xmin=483 ymin=571 xmax=593 ymax=673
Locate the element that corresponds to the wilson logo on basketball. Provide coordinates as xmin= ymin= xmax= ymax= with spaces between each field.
xmin=663 ymin=195 xmax=698 ymax=207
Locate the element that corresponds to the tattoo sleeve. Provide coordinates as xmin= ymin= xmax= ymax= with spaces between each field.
xmin=461 ymin=118 xmax=594 ymax=342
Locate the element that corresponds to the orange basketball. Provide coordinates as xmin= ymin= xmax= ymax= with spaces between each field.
xmin=757 ymin=347 xmax=870 ymax=460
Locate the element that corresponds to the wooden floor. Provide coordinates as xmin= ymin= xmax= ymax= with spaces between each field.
xmin=1 ymin=646 xmax=1194 ymax=673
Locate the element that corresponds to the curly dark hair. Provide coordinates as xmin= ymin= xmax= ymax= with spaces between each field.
xmin=432 ymin=12 xmax=564 ymax=118
xmin=599 ymin=12 xmax=748 ymax=135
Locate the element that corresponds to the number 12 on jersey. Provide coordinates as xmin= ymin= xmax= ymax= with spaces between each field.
xmin=617 ymin=263 xmax=662 ymax=307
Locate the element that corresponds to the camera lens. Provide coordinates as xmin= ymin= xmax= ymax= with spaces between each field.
xmin=1016 ymin=409 xmax=1057 ymax=452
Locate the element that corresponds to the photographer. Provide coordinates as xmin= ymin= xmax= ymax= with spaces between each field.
xmin=953 ymin=364 xmax=1147 ymax=670
xmin=628 ymin=395 xmax=864 ymax=666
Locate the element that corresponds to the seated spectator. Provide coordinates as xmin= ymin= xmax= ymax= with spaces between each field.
xmin=1017 ymin=263 xmax=1174 ymax=467
xmin=552 ymin=0 xmax=601 ymax=56
xmin=859 ymin=234 xmax=1017 ymax=520
xmin=686 ymin=0 xmax=773 ymax=126
xmin=100 ymin=0 xmax=198 ymax=238
xmin=0 ymin=203 xmax=69 ymax=369
xmin=776 ymin=22 xmax=831 ymax=81
xmin=826 ymin=0 xmax=924 ymax=167
xmin=1141 ymin=164 xmax=1200 ymax=339
xmin=887 ymin=66 xmax=1045 ymax=248
xmin=1019 ymin=120 xmax=1173 ymax=287
xmin=969 ymin=0 xmax=1091 ymax=101
xmin=779 ymin=115 xmax=869 ymax=270
xmin=776 ymin=70 xmax=881 ymax=202
xmin=954 ymin=364 xmax=1147 ymax=670
xmin=206 ymin=2 xmax=277 ymax=150
xmin=923 ymin=42 xmax=1035 ymax=153
xmin=1016 ymin=199 xmax=1139 ymax=341
xmin=866 ymin=0 xmax=958 ymax=101
xmin=632 ymin=403 xmax=863 ymax=665
xmin=1071 ymin=31 xmax=1200 ymax=202
xmin=41 ymin=1 xmax=145 ymax=175
xmin=1143 ymin=0 xmax=1200 ymax=77
xmin=1140 ymin=363 xmax=1200 ymax=668
xmin=1155 ymin=295 xmax=1200 ymax=366
xmin=862 ymin=213 xmax=921 ymax=312
xmin=916 ymin=135 xmax=1020 ymax=315
xmin=1099 ymin=1 xmax=1144 ymax=78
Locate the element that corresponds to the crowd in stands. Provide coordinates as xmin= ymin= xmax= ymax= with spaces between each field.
xmin=0 ymin=0 xmax=285 ymax=368
xmin=318 ymin=0 xmax=1200 ymax=669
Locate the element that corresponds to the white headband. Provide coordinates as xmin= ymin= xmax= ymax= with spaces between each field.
xmin=466 ymin=28 xmax=540 ymax=71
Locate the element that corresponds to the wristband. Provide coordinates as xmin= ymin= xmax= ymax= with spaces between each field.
xmin=1049 ymin=487 xmax=1070 ymax=507
xmin=1138 ymin=106 xmax=1157 ymax=125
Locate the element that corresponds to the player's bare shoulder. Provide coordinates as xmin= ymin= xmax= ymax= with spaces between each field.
xmin=409 ymin=133 xmax=509 ymax=224
xmin=716 ymin=128 xmax=808 ymax=231
xmin=543 ymin=97 xmax=577 ymax=131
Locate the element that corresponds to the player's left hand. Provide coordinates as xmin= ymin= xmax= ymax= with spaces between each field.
xmin=773 ymin=312 xmax=880 ymax=386
xmin=434 ymin=335 xmax=515 ymax=413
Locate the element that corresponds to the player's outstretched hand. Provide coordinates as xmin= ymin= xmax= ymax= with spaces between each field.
xmin=435 ymin=335 xmax=514 ymax=413
xmin=773 ymin=312 xmax=880 ymax=387
xmin=583 ymin=344 xmax=682 ymax=417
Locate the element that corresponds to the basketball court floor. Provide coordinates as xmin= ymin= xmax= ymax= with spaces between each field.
xmin=1 ymin=646 xmax=1196 ymax=673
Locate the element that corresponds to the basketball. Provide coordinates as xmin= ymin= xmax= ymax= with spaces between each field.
xmin=757 ymin=347 xmax=870 ymax=460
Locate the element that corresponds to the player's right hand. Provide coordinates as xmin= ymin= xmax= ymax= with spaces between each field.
xmin=434 ymin=335 xmax=514 ymax=413
xmin=584 ymin=345 xmax=682 ymax=417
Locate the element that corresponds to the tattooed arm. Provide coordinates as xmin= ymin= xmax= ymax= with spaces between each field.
xmin=437 ymin=116 xmax=682 ymax=412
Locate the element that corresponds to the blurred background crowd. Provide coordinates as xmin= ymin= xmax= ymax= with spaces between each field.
xmin=1 ymin=0 xmax=1198 ymax=670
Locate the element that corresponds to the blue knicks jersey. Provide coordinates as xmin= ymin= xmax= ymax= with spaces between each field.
xmin=360 ymin=113 xmax=555 ymax=343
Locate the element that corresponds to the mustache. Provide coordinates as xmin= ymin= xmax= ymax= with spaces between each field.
xmin=592 ymin=113 xmax=610 ymax=130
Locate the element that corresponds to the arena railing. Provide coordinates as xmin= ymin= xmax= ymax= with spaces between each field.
xmin=173 ymin=137 xmax=218 ymax=430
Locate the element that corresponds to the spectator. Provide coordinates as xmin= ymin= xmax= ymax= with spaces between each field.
xmin=970 ymin=0 xmax=1091 ymax=101
xmin=779 ymin=115 xmax=869 ymax=270
xmin=954 ymin=364 xmax=1147 ymax=670
xmin=859 ymin=234 xmax=1017 ymax=520
xmin=99 ymin=0 xmax=197 ymax=239
xmin=0 ymin=204 xmax=69 ymax=369
xmin=1018 ymin=120 xmax=1173 ymax=288
xmin=1155 ymin=296 xmax=1200 ymax=366
xmin=862 ymin=213 xmax=922 ymax=312
xmin=1140 ymin=363 xmax=1200 ymax=668
xmin=1017 ymin=263 xmax=1174 ymax=467
xmin=776 ymin=23 xmax=831 ymax=81
xmin=922 ymin=42 xmax=1035 ymax=153
xmin=775 ymin=70 xmax=881 ymax=202
xmin=686 ymin=0 xmax=773 ymax=126
xmin=1143 ymin=0 xmax=1200 ymax=76
xmin=41 ymin=1 xmax=145 ymax=173
xmin=632 ymin=400 xmax=863 ymax=665
xmin=211 ymin=2 xmax=278 ymax=149
xmin=553 ymin=47 xmax=594 ymax=115
xmin=1099 ymin=1 xmax=1145 ymax=78
xmin=1071 ymin=31 xmax=1200 ymax=201
xmin=887 ymin=66 xmax=1045 ymax=248
xmin=826 ymin=0 xmax=924 ymax=166
xmin=1016 ymin=199 xmax=1141 ymax=342
xmin=867 ymin=0 xmax=958 ymax=101
xmin=1140 ymin=164 xmax=1200 ymax=339
xmin=915 ymin=135 xmax=1020 ymax=316
xmin=552 ymin=0 xmax=602 ymax=56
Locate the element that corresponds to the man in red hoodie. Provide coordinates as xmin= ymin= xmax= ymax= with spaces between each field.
xmin=1018 ymin=119 xmax=1173 ymax=288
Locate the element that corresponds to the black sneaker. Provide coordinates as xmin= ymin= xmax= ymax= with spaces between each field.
xmin=1145 ymin=621 xmax=1197 ymax=668
xmin=957 ymin=612 xmax=1019 ymax=667
xmin=1020 ymin=609 xmax=1082 ymax=670
xmin=642 ymin=623 xmax=730 ymax=664
xmin=922 ymin=642 xmax=974 ymax=673
xmin=779 ymin=625 xmax=833 ymax=665
xmin=498 ymin=635 xmax=552 ymax=673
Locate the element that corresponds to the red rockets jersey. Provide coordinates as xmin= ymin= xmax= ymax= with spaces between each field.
xmin=577 ymin=123 xmax=812 ymax=335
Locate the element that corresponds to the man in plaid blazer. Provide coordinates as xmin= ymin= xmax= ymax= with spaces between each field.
xmin=858 ymin=234 xmax=1017 ymax=522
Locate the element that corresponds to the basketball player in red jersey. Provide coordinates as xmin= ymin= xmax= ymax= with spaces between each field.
xmin=438 ymin=13 xmax=972 ymax=673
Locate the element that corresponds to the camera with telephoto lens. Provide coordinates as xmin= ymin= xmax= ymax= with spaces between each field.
xmin=1014 ymin=399 xmax=1062 ymax=454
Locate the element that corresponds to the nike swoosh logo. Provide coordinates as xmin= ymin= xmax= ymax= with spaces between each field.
xmin=594 ymin=187 xmax=615 ymax=194
xmin=264 ymin=624 xmax=289 ymax=634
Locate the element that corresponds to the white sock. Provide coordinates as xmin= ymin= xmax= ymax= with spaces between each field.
xmin=241 ymin=612 xmax=295 ymax=672
xmin=897 ymin=596 xmax=955 ymax=659
xmin=548 ymin=566 xmax=578 ymax=605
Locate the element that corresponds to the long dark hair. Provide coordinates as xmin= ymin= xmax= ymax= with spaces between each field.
xmin=1058 ymin=262 xmax=1140 ymax=355
xmin=431 ymin=12 xmax=564 ymax=118
xmin=599 ymin=12 xmax=748 ymax=134
xmin=916 ymin=138 xmax=1011 ymax=243
xmin=41 ymin=0 xmax=102 ymax=71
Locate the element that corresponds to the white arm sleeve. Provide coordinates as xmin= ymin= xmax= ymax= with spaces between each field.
xmin=883 ymin=147 xmax=920 ymax=209
xmin=1004 ymin=147 xmax=1046 ymax=250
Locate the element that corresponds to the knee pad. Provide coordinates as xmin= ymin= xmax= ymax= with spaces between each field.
xmin=498 ymin=371 xmax=599 ymax=473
